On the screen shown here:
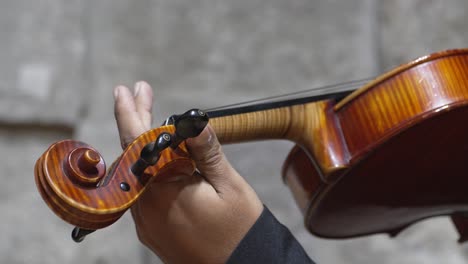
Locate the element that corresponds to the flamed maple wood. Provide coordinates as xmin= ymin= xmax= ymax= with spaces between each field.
xmin=210 ymin=49 xmax=468 ymax=240
xmin=35 ymin=126 xmax=195 ymax=229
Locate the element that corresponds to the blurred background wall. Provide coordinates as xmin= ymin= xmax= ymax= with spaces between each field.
xmin=1 ymin=0 xmax=468 ymax=263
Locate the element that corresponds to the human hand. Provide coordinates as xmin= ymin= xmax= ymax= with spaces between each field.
xmin=113 ymin=82 xmax=263 ymax=263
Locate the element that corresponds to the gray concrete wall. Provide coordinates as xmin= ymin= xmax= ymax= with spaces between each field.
xmin=1 ymin=0 xmax=468 ymax=263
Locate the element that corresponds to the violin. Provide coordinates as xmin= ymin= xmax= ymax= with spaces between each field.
xmin=35 ymin=49 xmax=468 ymax=243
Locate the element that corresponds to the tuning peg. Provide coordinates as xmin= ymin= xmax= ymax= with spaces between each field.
xmin=164 ymin=109 xmax=209 ymax=148
xmin=131 ymin=132 xmax=172 ymax=178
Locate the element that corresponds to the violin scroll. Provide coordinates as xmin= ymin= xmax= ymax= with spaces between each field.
xmin=35 ymin=109 xmax=209 ymax=241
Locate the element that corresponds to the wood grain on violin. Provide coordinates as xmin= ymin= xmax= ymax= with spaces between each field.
xmin=209 ymin=100 xmax=348 ymax=182
xmin=35 ymin=49 xmax=468 ymax=242
xmin=285 ymin=49 xmax=468 ymax=239
xmin=35 ymin=126 xmax=195 ymax=229
xmin=210 ymin=49 xmax=468 ymax=239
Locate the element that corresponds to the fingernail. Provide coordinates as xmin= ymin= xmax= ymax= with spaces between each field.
xmin=198 ymin=126 xmax=214 ymax=145
xmin=206 ymin=126 xmax=214 ymax=145
xmin=114 ymin=86 xmax=121 ymax=99
xmin=134 ymin=82 xmax=143 ymax=96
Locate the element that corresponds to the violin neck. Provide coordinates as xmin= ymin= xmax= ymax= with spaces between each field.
xmin=210 ymin=100 xmax=326 ymax=144
xmin=209 ymin=100 xmax=340 ymax=144
xmin=209 ymin=106 xmax=294 ymax=144
xmin=209 ymin=100 xmax=349 ymax=181
xmin=207 ymin=90 xmax=353 ymax=144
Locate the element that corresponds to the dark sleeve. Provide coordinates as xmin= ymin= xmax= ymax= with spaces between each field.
xmin=227 ymin=206 xmax=315 ymax=264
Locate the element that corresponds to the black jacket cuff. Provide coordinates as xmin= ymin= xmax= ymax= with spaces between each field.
xmin=227 ymin=206 xmax=314 ymax=264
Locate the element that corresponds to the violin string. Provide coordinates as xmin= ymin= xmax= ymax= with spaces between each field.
xmin=204 ymin=77 xmax=374 ymax=112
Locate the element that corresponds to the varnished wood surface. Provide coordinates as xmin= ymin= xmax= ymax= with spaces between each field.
xmin=282 ymin=49 xmax=468 ymax=239
xmin=210 ymin=100 xmax=349 ymax=182
xmin=281 ymin=145 xmax=323 ymax=215
xmin=35 ymin=125 xmax=195 ymax=229
xmin=338 ymin=49 xmax=468 ymax=160
xmin=306 ymin=105 xmax=468 ymax=238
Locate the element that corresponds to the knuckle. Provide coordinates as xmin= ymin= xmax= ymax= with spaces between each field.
xmin=121 ymin=135 xmax=136 ymax=149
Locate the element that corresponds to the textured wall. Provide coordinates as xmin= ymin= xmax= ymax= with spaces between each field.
xmin=1 ymin=0 xmax=468 ymax=263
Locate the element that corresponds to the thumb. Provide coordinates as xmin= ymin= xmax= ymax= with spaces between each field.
xmin=186 ymin=125 xmax=242 ymax=192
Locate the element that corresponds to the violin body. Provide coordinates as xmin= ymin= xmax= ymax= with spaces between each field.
xmin=282 ymin=49 xmax=468 ymax=240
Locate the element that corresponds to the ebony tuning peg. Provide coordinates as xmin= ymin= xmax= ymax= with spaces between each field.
xmin=164 ymin=109 xmax=209 ymax=148
xmin=131 ymin=132 xmax=173 ymax=178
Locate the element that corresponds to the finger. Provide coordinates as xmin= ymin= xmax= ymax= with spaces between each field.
xmin=114 ymin=85 xmax=147 ymax=149
xmin=138 ymin=171 xmax=219 ymax=218
xmin=186 ymin=125 xmax=244 ymax=193
xmin=133 ymin=81 xmax=153 ymax=130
